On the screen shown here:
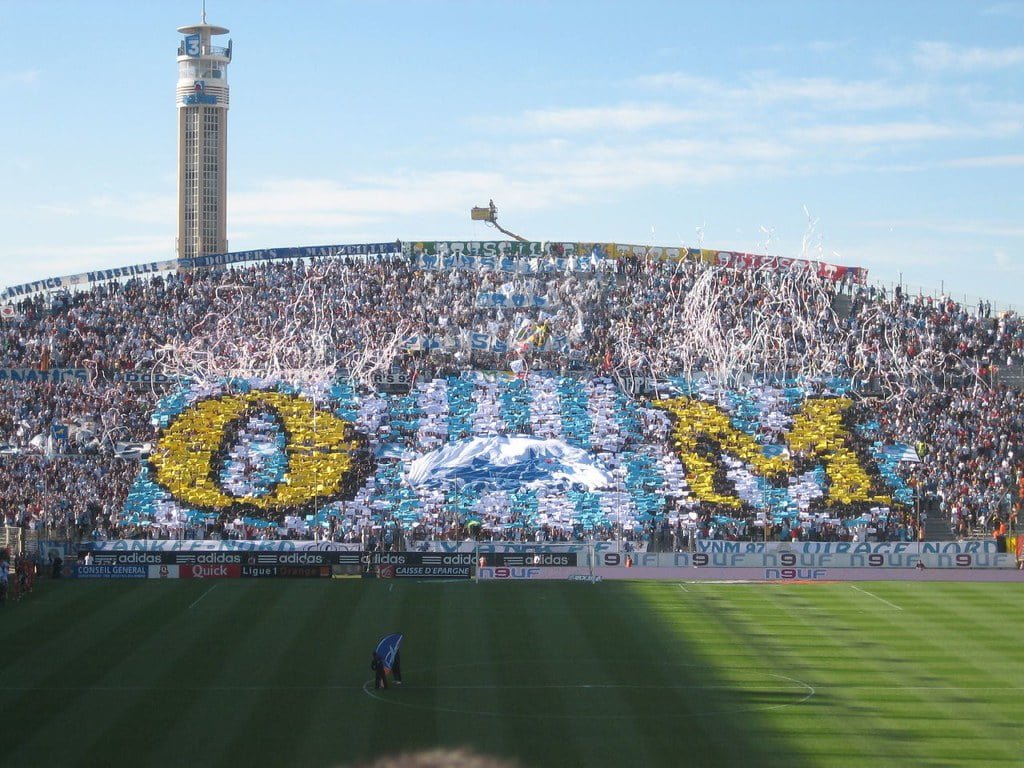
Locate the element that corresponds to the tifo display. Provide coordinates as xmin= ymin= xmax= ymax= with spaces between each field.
xmin=0 ymin=240 xmax=1021 ymax=556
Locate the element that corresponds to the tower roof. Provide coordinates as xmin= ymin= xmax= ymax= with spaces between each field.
xmin=177 ymin=23 xmax=229 ymax=36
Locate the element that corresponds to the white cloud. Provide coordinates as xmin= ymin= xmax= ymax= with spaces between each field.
xmin=913 ymin=41 xmax=1024 ymax=72
xmin=480 ymin=103 xmax=699 ymax=133
xmin=788 ymin=121 xmax=955 ymax=145
xmin=943 ymin=153 xmax=1024 ymax=168
xmin=631 ymin=72 xmax=718 ymax=92
xmin=863 ymin=217 xmax=1024 ymax=239
xmin=0 ymin=69 xmax=40 ymax=87
xmin=981 ymin=2 xmax=1024 ymax=16
xmin=806 ymin=40 xmax=851 ymax=54
xmin=632 ymin=71 xmax=927 ymax=111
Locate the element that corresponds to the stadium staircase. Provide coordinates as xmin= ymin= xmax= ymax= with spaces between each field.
xmin=996 ymin=365 xmax=1024 ymax=391
xmin=831 ymin=293 xmax=853 ymax=321
xmin=0 ymin=526 xmax=22 ymax=556
xmin=921 ymin=514 xmax=953 ymax=542
xmin=21 ymin=530 xmax=40 ymax=557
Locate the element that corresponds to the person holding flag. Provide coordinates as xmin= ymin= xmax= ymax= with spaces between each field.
xmin=373 ymin=633 xmax=404 ymax=688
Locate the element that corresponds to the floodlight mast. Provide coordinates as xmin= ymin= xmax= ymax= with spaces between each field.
xmin=470 ymin=200 xmax=529 ymax=243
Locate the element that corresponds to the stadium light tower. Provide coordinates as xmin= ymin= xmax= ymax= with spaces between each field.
xmin=175 ymin=10 xmax=232 ymax=262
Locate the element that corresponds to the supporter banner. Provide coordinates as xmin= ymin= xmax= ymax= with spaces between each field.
xmin=1 ymin=260 xmax=178 ymax=300
xmin=72 ymin=564 xmax=147 ymax=579
xmin=180 ymin=242 xmax=402 ymax=270
xmin=408 ymin=241 xmax=543 ymax=258
xmin=0 ymin=238 xmax=865 ymax=302
xmin=704 ymin=249 xmax=867 ymax=285
xmin=1 ymin=305 xmax=19 ymax=320
xmin=0 ymin=368 xmax=89 ymax=385
xmin=425 ymin=542 xmax=605 ymax=555
xmin=406 ymin=241 xmax=614 ymax=274
xmin=371 ymin=370 xmax=411 ymax=394
xmin=476 ymin=292 xmax=555 ymax=308
xmin=82 ymin=540 xmax=363 ymax=553
xmin=400 ymin=330 xmax=569 ymax=354
xmin=2 ymin=243 xmax=408 ymax=299
xmin=610 ymin=243 xmax=867 ymax=284
xmin=688 ymin=540 xmax=999 ymax=555
xmin=613 ymin=244 xmax=688 ymax=261
xmin=120 ymin=372 xmax=181 ymax=389
xmin=618 ymin=375 xmax=674 ymax=396
xmin=86 ymin=261 xmax=180 ymax=283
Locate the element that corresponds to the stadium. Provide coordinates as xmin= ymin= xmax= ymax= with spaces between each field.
xmin=2 ymin=9 xmax=1023 ymax=768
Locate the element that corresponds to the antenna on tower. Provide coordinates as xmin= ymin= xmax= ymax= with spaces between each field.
xmin=201 ymin=0 xmax=207 ymax=23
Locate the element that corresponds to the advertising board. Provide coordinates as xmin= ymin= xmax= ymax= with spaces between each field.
xmin=73 ymin=565 xmax=147 ymax=579
xmin=365 ymin=552 xmax=473 ymax=580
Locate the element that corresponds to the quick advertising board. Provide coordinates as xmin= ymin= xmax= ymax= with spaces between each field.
xmin=178 ymin=564 xmax=242 ymax=579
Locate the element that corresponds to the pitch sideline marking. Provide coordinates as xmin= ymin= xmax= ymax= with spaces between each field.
xmin=361 ymin=673 xmax=816 ymax=720
xmin=5 ymin=682 xmax=1024 ymax=694
xmin=850 ymin=585 xmax=902 ymax=610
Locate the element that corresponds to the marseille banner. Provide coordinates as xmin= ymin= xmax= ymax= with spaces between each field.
xmin=179 ymin=241 xmax=402 ymax=270
xmin=82 ymin=540 xmax=363 ymax=553
xmin=0 ymin=368 xmax=90 ymax=385
xmin=1 ymin=260 xmax=178 ymax=300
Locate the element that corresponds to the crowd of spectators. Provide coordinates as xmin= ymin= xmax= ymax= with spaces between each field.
xmin=0 ymin=252 xmax=1021 ymax=544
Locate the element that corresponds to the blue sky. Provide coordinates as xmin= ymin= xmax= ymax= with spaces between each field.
xmin=1 ymin=1 xmax=1022 ymax=308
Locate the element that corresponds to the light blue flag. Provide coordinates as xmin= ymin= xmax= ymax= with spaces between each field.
xmin=375 ymin=633 xmax=404 ymax=672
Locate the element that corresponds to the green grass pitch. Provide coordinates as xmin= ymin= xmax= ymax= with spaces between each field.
xmin=2 ymin=578 xmax=1022 ymax=767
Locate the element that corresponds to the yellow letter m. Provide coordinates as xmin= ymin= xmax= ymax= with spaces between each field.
xmin=654 ymin=396 xmax=891 ymax=510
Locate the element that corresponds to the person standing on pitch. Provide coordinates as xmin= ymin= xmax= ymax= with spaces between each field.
xmin=371 ymin=651 xmax=388 ymax=689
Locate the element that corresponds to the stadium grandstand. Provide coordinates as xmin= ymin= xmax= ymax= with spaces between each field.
xmin=1 ymin=239 xmax=1022 ymax=566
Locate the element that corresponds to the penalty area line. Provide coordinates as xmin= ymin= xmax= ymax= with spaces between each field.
xmin=850 ymin=585 xmax=902 ymax=610
xmin=188 ymin=584 xmax=218 ymax=610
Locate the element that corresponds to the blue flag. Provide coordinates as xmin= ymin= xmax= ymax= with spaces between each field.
xmin=375 ymin=633 xmax=404 ymax=672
